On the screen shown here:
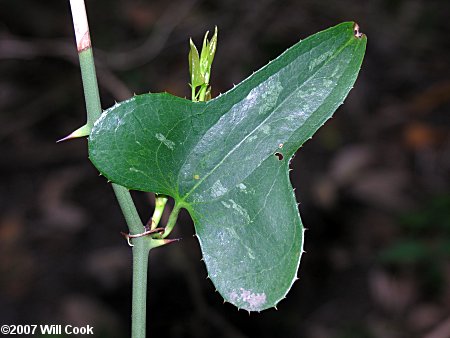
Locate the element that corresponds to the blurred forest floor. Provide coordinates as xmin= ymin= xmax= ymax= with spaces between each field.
xmin=0 ymin=0 xmax=449 ymax=338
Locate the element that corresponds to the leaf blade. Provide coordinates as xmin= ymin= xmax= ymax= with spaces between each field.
xmin=191 ymin=155 xmax=304 ymax=310
xmin=89 ymin=21 xmax=366 ymax=311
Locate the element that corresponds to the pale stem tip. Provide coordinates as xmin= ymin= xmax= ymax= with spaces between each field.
xmin=69 ymin=0 xmax=92 ymax=52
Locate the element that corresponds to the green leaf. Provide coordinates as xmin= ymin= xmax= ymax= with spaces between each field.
xmin=189 ymin=38 xmax=203 ymax=88
xmin=89 ymin=22 xmax=366 ymax=311
xmin=207 ymin=26 xmax=218 ymax=68
xmin=199 ymin=30 xmax=210 ymax=75
xmin=198 ymin=27 xmax=218 ymax=84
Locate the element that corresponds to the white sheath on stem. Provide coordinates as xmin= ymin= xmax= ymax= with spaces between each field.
xmin=69 ymin=0 xmax=91 ymax=52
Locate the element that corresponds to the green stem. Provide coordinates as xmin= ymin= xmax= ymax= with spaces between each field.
xmin=198 ymin=85 xmax=207 ymax=102
xmin=69 ymin=2 xmax=149 ymax=337
xmin=132 ymin=239 xmax=151 ymax=338
xmin=112 ymin=184 xmax=144 ymax=235
xmin=150 ymin=195 xmax=168 ymax=230
xmin=80 ymin=49 xmax=149 ymax=338
xmin=162 ymin=203 xmax=182 ymax=238
xmin=79 ymin=48 xmax=102 ymax=128
xmin=112 ymin=184 xmax=151 ymax=338
xmin=191 ymin=85 xmax=197 ymax=102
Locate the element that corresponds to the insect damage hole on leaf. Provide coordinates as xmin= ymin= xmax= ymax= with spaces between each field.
xmin=275 ymin=152 xmax=284 ymax=160
xmin=353 ymin=22 xmax=363 ymax=38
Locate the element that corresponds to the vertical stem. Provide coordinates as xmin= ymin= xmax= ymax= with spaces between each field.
xmin=70 ymin=0 xmax=101 ymax=129
xmin=69 ymin=2 xmax=149 ymax=338
xmin=79 ymin=48 xmax=102 ymax=127
xmin=112 ymin=183 xmax=144 ymax=235
xmin=191 ymin=86 xmax=197 ymax=102
xmin=198 ymin=85 xmax=207 ymax=102
xmin=132 ymin=239 xmax=150 ymax=338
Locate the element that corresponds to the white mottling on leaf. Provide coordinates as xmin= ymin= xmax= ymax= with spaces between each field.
xmin=211 ymin=180 xmax=227 ymax=198
xmin=229 ymin=288 xmax=266 ymax=311
xmin=221 ymin=201 xmax=231 ymax=208
xmin=155 ymin=133 xmax=175 ymax=150
xmin=237 ymin=183 xmax=247 ymax=190
xmin=323 ymin=79 xmax=333 ymax=88
xmin=247 ymin=249 xmax=256 ymax=260
xmin=226 ymin=227 xmax=240 ymax=239
xmin=230 ymin=291 xmax=239 ymax=303
xmin=243 ymin=76 xmax=283 ymax=116
xmin=308 ymin=50 xmax=333 ymax=71
xmin=247 ymin=135 xmax=258 ymax=142
xmin=129 ymin=167 xmax=145 ymax=175
xmin=286 ymin=114 xmax=300 ymax=121
xmin=258 ymin=78 xmax=283 ymax=115
xmin=228 ymin=199 xmax=250 ymax=222
xmin=331 ymin=65 xmax=340 ymax=77
xmin=260 ymin=125 xmax=271 ymax=134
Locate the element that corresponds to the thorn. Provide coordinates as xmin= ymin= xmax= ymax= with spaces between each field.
xmin=274 ymin=306 xmax=278 ymax=311
xmin=56 ymin=134 xmax=75 ymax=144
xmin=120 ymin=232 xmax=134 ymax=247
xmin=302 ymin=250 xmax=307 ymax=254
xmin=206 ymin=275 xmax=210 ymax=280
xmin=163 ymin=238 xmax=181 ymax=246
xmin=247 ymin=310 xmax=251 ymax=316
xmin=148 ymin=237 xmax=180 ymax=249
xmin=57 ymin=124 xmax=90 ymax=143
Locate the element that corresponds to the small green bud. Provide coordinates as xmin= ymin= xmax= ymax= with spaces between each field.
xmin=189 ymin=38 xmax=203 ymax=88
xmin=189 ymin=27 xmax=218 ymax=102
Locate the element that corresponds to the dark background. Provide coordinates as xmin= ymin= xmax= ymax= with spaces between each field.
xmin=1 ymin=0 xmax=449 ymax=337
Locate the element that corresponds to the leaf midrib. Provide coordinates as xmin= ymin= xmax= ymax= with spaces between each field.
xmin=179 ymin=34 xmax=356 ymax=204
